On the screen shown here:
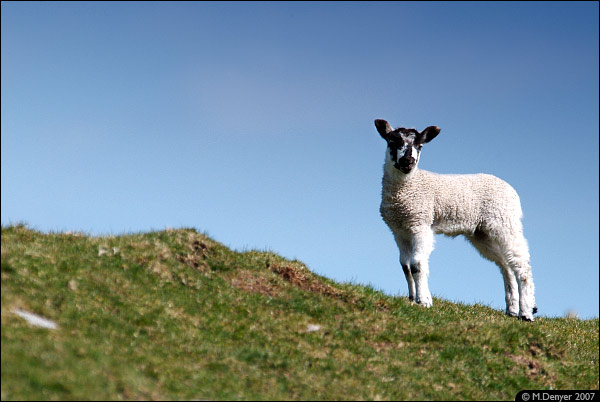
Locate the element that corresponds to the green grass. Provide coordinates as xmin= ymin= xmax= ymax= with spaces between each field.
xmin=1 ymin=224 xmax=598 ymax=400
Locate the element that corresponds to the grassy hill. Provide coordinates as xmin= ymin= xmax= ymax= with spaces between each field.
xmin=1 ymin=225 xmax=598 ymax=400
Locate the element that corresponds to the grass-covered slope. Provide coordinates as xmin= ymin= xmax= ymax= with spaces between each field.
xmin=1 ymin=225 xmax=598 ymax=400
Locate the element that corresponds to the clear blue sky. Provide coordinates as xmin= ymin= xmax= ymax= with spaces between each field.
xmin=2 ymin=2 xmax=598 ymax=319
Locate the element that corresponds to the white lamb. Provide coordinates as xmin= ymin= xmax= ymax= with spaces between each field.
xmin=375 ymin=119 xmax=537 ymax=321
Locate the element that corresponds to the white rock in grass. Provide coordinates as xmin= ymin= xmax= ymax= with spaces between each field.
xmin=306 ymin=324 xmax=321 ymax=333
xmin=13 ymin=309 xmax=58 ymax=329
xmin=99 ymin=246 xmax=119 ymax=256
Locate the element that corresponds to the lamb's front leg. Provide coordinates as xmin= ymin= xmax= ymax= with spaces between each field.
xmin=410 ymin=228 xmax=435 ymax=307
xmin=395 ymin=236 xmax=415 ymax=301
xmin=401 ymin=263 xmax=416 ymax=301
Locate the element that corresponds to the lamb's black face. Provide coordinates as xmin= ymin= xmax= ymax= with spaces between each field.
xmin=374 ymin=119 xmax=441 ymax=175
xmin=386 ymin=129 xmax=422 ymax=174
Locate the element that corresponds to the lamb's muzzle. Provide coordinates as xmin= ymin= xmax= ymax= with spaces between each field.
xmin=375 ymin=118 xmax=537 ymax=321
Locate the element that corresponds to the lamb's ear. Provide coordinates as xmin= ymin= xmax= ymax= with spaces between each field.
xmin=419 ymin=126 xmax=441 ymax=144
xmin=374 ymin=119 xmax=393 ymax=140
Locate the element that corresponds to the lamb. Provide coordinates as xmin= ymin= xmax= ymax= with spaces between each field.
xmin=374 ymin=119 xmax=537 ymax=321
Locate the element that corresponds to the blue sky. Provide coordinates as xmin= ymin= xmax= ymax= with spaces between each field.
xmin=2 ymin=1 xmax=598 ymax=319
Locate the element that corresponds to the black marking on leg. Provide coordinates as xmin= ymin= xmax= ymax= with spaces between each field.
xmin=410 ymin=265 xmax=420 ymax=275
xmin=533 ymin=306 xmax=538 ymax=314
xmin=401 ymin=263 xmax=410 ymax=276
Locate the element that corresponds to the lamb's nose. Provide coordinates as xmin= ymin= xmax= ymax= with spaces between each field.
xmin=401 ymin=160 xmax=415 ymax=170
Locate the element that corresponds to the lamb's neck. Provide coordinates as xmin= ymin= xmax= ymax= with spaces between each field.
xmin=383 ymin=162 xmax=418 ymax=187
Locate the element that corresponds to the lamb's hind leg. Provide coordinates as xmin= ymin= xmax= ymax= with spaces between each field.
xmin=466 ymin=232 xmax=519 ymax=317
xmin=501 ymin=233 xmax=536 ymax=321
xmin=395 ymin=236 xmax=415 ymax=301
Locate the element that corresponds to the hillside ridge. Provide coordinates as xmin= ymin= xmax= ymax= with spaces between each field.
xmin=1 ymin=225 xmax=598 ymax=400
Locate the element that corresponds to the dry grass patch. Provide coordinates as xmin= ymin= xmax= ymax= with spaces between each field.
xmin=269 ymin=262 xmax=344 ymax=298
xmin=228 ymin=268 xmax=284 ymax=298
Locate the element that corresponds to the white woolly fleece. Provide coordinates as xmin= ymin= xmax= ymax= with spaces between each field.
xmin=380 ymin=154 xmax=536 ymax=321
